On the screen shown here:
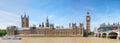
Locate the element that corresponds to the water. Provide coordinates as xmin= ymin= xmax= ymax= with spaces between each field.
xmin=0 ymin=37 xmax=119 ymax=43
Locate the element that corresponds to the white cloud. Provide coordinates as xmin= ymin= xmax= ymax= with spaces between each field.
xmin=0 ymin=10 xmax=20 ymax=29
xmin=49 ymin=15 xmax=53 ymax=18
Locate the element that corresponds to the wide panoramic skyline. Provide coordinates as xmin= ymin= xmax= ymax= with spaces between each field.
xmin=0 ymin=0 xmax=120 ymax=31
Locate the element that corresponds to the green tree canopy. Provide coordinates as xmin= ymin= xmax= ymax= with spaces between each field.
xmin=0 ymin=29 xmax=7 ymax=37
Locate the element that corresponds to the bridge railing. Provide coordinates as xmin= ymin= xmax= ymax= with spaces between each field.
xmin=99 ymin=30 xmax=118 ymax=33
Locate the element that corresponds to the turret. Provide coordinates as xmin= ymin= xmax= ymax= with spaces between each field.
xmin=72 ymin=23 xmax=76 ymax=29
xmin=21 ymin=12 xmax=29 ymax=28
xmin=42 ymin=22 xmax=44 ymax=28
xmin=45 ymin=17 xmax=49 ymax=27
xmin=50 ymin=24 xmax=54 ymax=30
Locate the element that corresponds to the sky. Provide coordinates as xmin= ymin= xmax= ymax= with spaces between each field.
xmin=0 ymin=0 xmax=120 ymax=31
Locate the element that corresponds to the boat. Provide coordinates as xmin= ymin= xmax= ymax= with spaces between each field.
xmin=2 ymin=36 xmax=21 ymax=40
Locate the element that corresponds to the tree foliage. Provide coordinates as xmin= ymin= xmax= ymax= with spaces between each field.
xmin=87 ymin=32 xmax=94 ymax=35
xmin=0 ymin=29 xmax=7 ymax=37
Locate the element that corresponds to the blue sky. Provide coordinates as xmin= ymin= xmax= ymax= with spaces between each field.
xmin=0 ymin=0 xmax=120 ymax=31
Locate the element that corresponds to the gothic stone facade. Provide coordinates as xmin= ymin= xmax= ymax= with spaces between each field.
xmin=7 ymin=23 xmax=85 ymax=36
xmin=7 ymin=12 xmax=90 ymax=37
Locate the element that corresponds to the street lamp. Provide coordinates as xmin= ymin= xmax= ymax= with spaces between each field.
xmin=117 ymin=22 xmax=120 ymax=39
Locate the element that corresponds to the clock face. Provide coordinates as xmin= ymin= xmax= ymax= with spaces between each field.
xmin=87 ymin=17 xmax=90 ymax=20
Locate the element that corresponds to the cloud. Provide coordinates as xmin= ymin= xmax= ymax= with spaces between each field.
xmin=0 ymin=10 xmax=20 ymax=29
xmin=49 ymin=15 xmax=53 ymax=18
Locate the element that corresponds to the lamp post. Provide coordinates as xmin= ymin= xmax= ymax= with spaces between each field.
xmin=118 ymin=24 xmax=120 ymax=39
xmin=117 ymin=22 xmax=120 ymax=40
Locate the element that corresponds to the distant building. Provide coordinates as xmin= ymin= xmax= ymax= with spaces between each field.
xmin=97 ymin=23 xmax=119 ymax=32
xmin=94 ymin=23 xmax=120 ymax=39
xmin=7 ymin=12 xmax=90 ymax=37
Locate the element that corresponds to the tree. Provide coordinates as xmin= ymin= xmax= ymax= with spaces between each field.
xmin=87 ymin=32 xmax=94 ymax=35
xmin=0 ymin=29 xmax=7 ymax=37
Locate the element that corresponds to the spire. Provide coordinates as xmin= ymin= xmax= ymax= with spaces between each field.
xmin=87 ymin=11 xmax=90 ymax=16
xmin=42 ymin=22 xmax=44 ymax=27
xmin=69 ymin=23 xmax=71 ymax=28
xmin=46 ymin=16 xmax=48 ymax=22
xmin=46 ymin=16 xmax=49 ymax=27
xmin=21 ymin=15 xmax=23 ymax=19
xmin=39 ymin=24 xmax=41 ymax=27
xmin=21 ymin=14 xmax=23 ymax=17
xmin=23 ymin=12 xmax=29 ymax=18
xmin=72 ymin=22 xmax=76 ymax=27
xmin=23 ymin=12 xmax=29 ymax=20
xmin=24 ymin=12 xmax=27 ymax=17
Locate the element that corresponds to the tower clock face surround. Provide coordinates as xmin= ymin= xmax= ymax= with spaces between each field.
xmin=87 ymin=17 xmax=90 ymax=20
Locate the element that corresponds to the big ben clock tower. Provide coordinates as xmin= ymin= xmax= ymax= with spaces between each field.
xmin=86 ymin=11 xmax=90 ymax=33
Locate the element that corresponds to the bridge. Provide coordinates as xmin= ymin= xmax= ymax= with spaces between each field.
xmin=95 ymin=30 xmax=120 ymax=39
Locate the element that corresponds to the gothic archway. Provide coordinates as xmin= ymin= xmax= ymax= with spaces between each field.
xmin=98 ymin=34 xmax=101 ymax=38
xmin=108 ymin=32 xmax=118 ymax=39
xmin=102 ymin=33 xmax=107 ymax=38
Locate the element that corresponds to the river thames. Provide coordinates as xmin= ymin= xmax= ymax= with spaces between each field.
xmin=0 ymin=37 xmax=119 ymax=43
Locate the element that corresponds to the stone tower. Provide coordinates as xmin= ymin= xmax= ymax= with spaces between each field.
xmin=50 ymin=24 xmax=54 ymax=29
xmin=80 ymin=23 xmax=84 ymax=36
xmin=72 ymin=23 xmax=77 ymax=34
xmin=86 ymin=11 xmax=90 ymax=33
xmin=7 ymin=26 xmax=17 ymax=36
xmin=45 ymin=17 xmax=49 ymax=27
xmin=21 ymin=13 xmax=29 ymax=27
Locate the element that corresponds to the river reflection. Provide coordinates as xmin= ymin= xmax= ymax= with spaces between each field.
xmin=0 ymin=37 xmax=119 ymax=43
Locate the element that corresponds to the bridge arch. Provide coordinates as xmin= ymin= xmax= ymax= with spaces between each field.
xmin=108 ymin=32 xmax=118 ymax=39
xmin=102 ymin=33 xmax=107 ymax=38
xmin=94 ymin=34 xmax=97 ymax=37
xmin=98 ymin=34 xmax=101 ymax=37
